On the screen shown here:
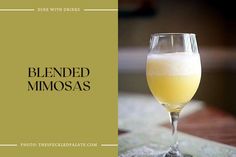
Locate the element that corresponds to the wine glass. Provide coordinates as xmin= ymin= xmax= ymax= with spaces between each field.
xmin=146 ymin=33 xmax=201 ymax=157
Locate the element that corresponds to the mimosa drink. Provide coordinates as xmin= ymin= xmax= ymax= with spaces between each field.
xmin=146 ymin=52 xmax=201 ymax=112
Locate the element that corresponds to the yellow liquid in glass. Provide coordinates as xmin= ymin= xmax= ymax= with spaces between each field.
xmin=146 ymin=53 xmax=201 ymax=112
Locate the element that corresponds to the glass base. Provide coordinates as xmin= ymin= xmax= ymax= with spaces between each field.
xmin=154 ymin=148 xmax=192 ymax=157
xmin=164 ymin=146 xmax=184 ymax=157
xmin=155 ymin=153 xmax=192 ymax=157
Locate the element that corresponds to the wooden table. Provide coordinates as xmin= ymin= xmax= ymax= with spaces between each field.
xmin=119 ymin=105 xmax=236 ymax=147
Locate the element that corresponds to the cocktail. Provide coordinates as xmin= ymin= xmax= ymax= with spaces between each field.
xmin=146 ymin=33 xmax=201 ymax=157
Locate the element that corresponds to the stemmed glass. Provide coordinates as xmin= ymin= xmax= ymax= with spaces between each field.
xmin=146 ymin=33 xmax=201 ymax=157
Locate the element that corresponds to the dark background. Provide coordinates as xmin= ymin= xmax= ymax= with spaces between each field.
xmin=118 ymin=0 xmax=236 ymax=114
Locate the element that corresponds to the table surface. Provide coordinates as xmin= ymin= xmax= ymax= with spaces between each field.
xmin=166 ymin=105 xmax=236 ymax=147
xmin=119 ymin=105 xmax=236 ymax=147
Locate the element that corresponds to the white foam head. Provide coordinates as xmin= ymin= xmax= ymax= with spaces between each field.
xmin=147 ymin=52 xmax=201 ymax=76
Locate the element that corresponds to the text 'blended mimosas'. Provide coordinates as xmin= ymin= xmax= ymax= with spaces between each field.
xmin=146 ymin=52 xmax=201 ymax=112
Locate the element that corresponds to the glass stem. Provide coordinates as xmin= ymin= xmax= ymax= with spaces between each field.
xmin=169 ymin=112 xmax=180 ymax=150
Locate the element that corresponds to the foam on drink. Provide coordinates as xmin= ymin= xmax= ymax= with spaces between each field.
xmin=147 ymin=52 xmax=201 ymax=76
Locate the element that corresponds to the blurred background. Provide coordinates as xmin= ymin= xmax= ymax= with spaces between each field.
xmin=118 ymin=0 xmax=236 ymax=114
